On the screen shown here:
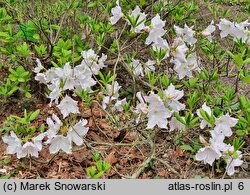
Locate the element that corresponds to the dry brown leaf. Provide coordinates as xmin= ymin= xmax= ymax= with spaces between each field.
xmin=105 ymin=151 xmax=118 ymax=165
xmin=98 ymin=120 xmax=110 ymax=130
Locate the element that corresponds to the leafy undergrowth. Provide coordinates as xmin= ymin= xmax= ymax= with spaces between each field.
xmin=0 ymin=0 xmax=250 ymax=179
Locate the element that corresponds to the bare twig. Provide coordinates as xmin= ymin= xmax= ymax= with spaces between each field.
xmin=153 ymin=157 xmax=182 ymax=177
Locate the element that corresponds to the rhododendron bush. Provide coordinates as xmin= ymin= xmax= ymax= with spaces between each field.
xmin=0 ymin=0 xmax=249 ymax=179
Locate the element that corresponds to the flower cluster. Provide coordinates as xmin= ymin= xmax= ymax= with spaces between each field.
xmin=135 ymin=83 xmax=185 ymax=129
xmin=2 ymin=114 xmax=89 ymax=158
xmin=127 ymin=59 xmax=156 ymax=77
xmin=127 ymin=6 xmax=147 ymax=33
xmin=34 ymin=49 xmax=106 ymax=109
xmin=102 ymin=81 xmax=127 ymax=112
xmin=195 ymin=103 xmax=242 ymax=176
xmin=170 ymin=30 xmax=200 ymax=79
xmin=217 ymin=19 xmax=250 ymax=44
xmin=45 ymin=114 xmax=89 ymax=154
xmin=5 ymin=49 xmax=107 ymax=158
xmin=110 ymin=4 xmax=203 ymax=79
xmin=174 ymin=24 xmax=197 ymax=46
xmin=2 ymin=131 xmax=46 ymax=159
xmin=36 ymin=49 xmax=106 ymax=90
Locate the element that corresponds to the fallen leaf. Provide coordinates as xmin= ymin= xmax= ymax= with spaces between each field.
xmin=105 ymin=151 xmax=118 ymax=165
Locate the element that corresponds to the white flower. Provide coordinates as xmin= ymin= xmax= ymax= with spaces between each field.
xmin=34 ymin=133 xmax=46 ymax=151
xmin=144 ymin=60 xmax=156 ymax=72
xmin=62 ymin=62 xmax=73 ymax=79
xmin=2 ymin=131 xmax=22 ymax=155
xmin=57 ymin=95 xmax=80 ymax=118
xmin=102 ymin=81 xmax=126 ymax=112
xmin=128 ymin=59 xmax=144 ymax=76
xmin=210 ymin=130 xmax=229 ymax=152
xmin=187 ymin=52 xmax=200 ymax=72
xmin=169 ymin=117 xmax=185 ymax=132
xmin=152 ymin=37 xmax=170 ymax=51
xmin=163 ymin=84 xmax=185 ymax=112
xmin=145 ymin=14 xmax=166 ymax=45
xmin=102 ymin=81 xmax=122 ymax=110
xmin=171 ymin=38 xmax=188 ymax=63
xmin=232 ymin=20 xmax=250 ymax=42
xmin=224 ymin=147 xmax=243 ymax=176
xmin=135 ymin=92 xmax=148 ymax=123
xmin=201 ymin=20 xmax=216 ymax=41
xmin=46 ymin=114 xmax=62 ymax=141
xmin=162 ymin=0 xmax=169 ymax=6
xmin=105 ymin=81 xmax=121 ymax=99
xmin=218 ymin=19 xmax=249 ymax=42
xmin=45 ymin=68 xmax=58 ymax=83
xmin=135 ymin=92 xmax=148 ymax=113
xmin=152 ymin=38 xmax=170 ymax=60
xmin=172 ymin=52 xmax=200 ymax=79
xmin=3 ymin=131 xmax=46 ymax=158
xmin=171 ymin=60 xmax=188 ymax=80
xmin=102 ymin=96 xmax=113 ymax=110
xmin=196 ymin=129 xmax=231 ymax=166
xmin=35 ymin=73 xmax=47 ymax=84
xmin=110 ymin=0 xmax=123 ymax=25
xmin=61 ymin=63 xmax=75 ymax=90
xmin=49 ymin=135 xmax=72 ymax=154
xmin=174 ymin=24 xmax=197 ymax=46
xmin=112 ymin=98 xmax=127 ymax=112
xmin=128 ymin=6 xmax=146 ymax=33
xmin=63 ymin=77 xmax=76 ymax=90
xmin=195 ymin=145 xmax=221 ymax=166
xmin=81 ymin=49 xmax=97 ymax=64
xmin=217 ymin=18 xmax=235 ymax=38
xmin=98 ymin=54 xmax=107 ymax=70
xmin=67 ymin=119 xmax=89 ymax=146
xmin=214 ymin=113 xmax=238 ymax=137
xmin=47 ymin=79 xmax=62 ymax=104
xmin=33 ymin=58 xmax=44 ymax=73
xmin=197 ymin=103 xmax=212 ymax=129
xmin=145 ymin=92 xmax=172 ymax=129
xmin=18 ymin=142 xmax=40 ymax=158
xmin=81 ymin=49 xmax=106 ymax=74
xmin=74 ymin=65 xmax=96 ymax=90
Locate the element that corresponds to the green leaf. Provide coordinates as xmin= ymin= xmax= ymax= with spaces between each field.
xmin=242 ymin=75 xmax=250 ymax=83
xmin=6 ymin=86 xmax=18 ymax=96
xmin=33 ymin=34 xmax=40 ymax=40
xmin=86 ymin=167 xmax=96 ymax=178
xmin=234 ymin=55 xmax=243 ymax=68
xmin=243 ymin=58 xmax=250 ymax=64
xmin=92 ymin=152 xmax=101 ymax=161
xmin=93 ymin=171 xmax=104 ymax=179
xmin=2 ymin=157 xmax=11 ymax=165
xmin=173 ymin=112 xmax=186 ymax=125
xmin=103 ymin=161 xmax=111 ymax=172
xmin=180 ymin=145 xmax=194 ymax=152
xmin=1 ymin=174 xmax=11 ymax=179
xmin=50 ymin=24 xmax=60 ymax=30
xmin=25 ymin=92 xmax=31 ymax=98
xmin=88 ymin=2 xmax=97 ymax=8
xmin=96 ymin=161 xmax=103 ymax=172
xmin=28 ymin=109 xmax=40 ymax=121
xmin=39 ymin=124 xmax=45 ymax=132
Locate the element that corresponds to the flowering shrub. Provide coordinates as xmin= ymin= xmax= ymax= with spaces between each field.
xmin=0 ymin=0 xmax=249 ymax=178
